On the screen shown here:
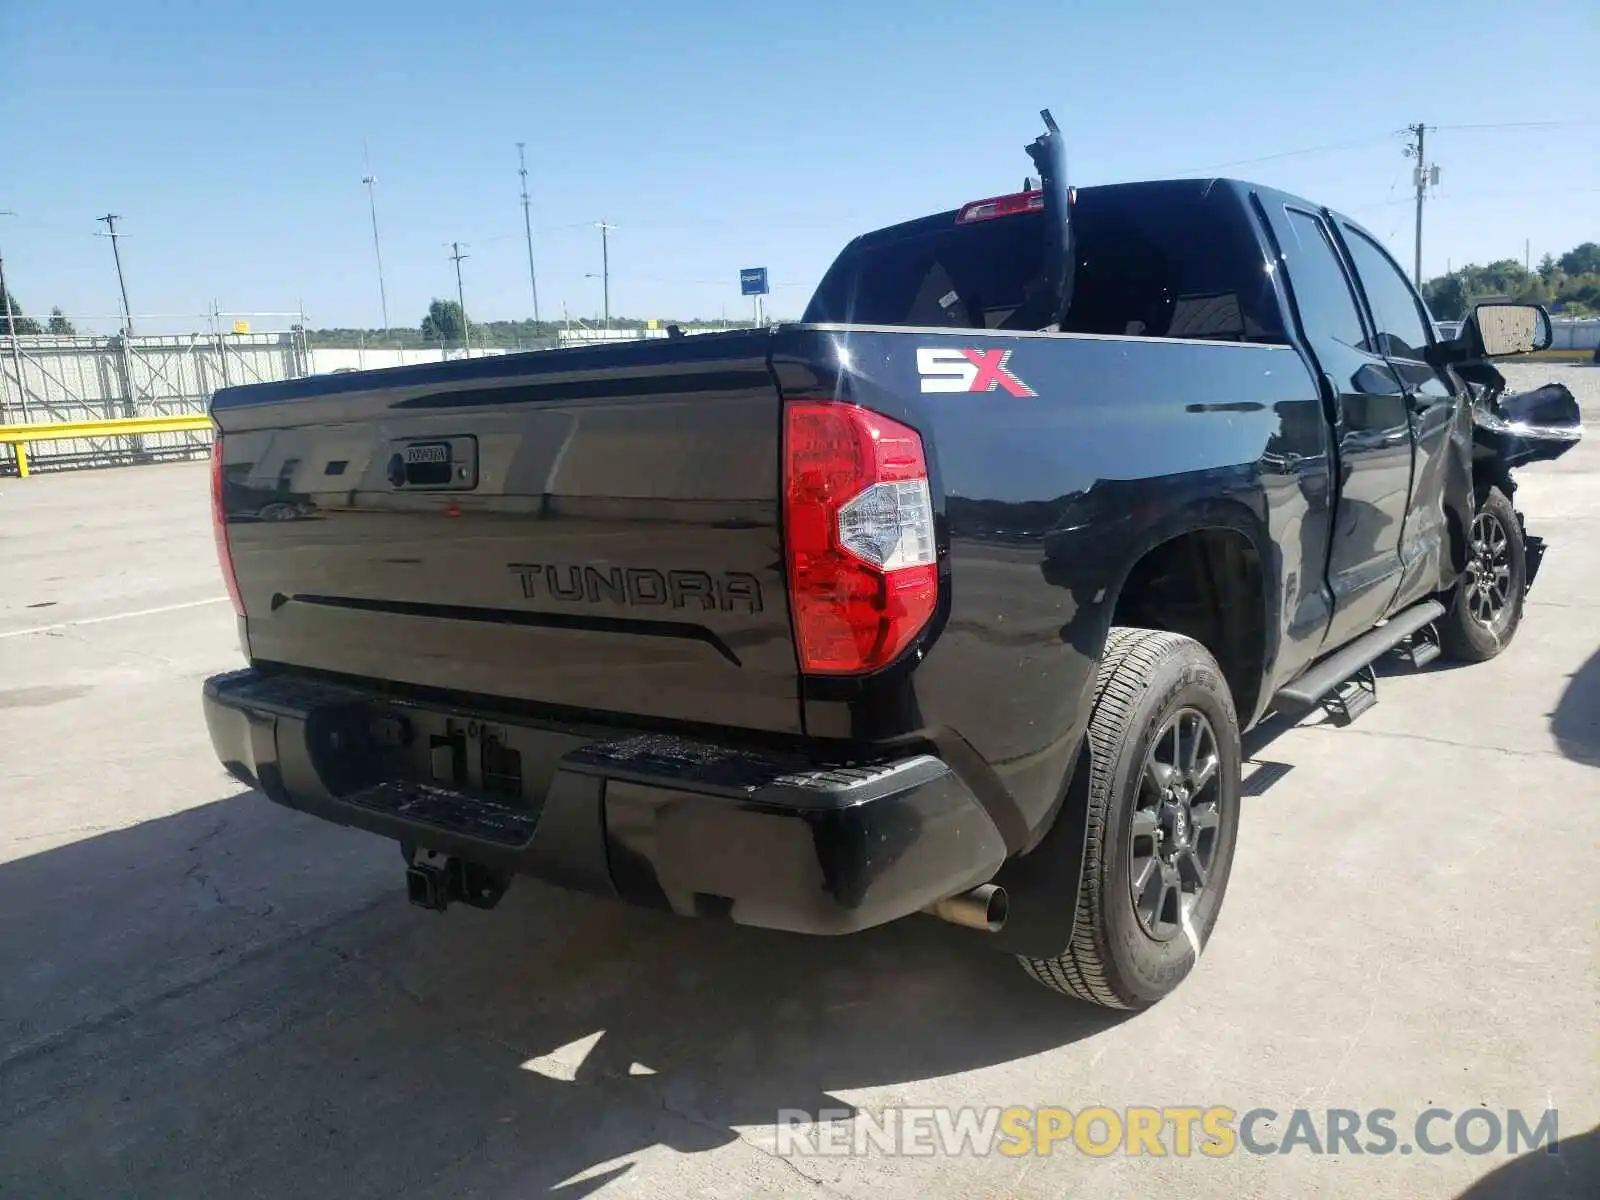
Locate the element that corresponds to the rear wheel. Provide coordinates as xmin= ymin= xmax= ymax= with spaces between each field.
xmin=1019 ymin=628 xmax=1242 ymax=1009
xmin=1438 ymin=487 xmax=1525 ymax=663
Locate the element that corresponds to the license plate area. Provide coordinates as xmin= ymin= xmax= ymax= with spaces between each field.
xmin=305 ymin=701 xmax=590 ymax=811
xmin=389 ymin=435 xmax=478 ymax=490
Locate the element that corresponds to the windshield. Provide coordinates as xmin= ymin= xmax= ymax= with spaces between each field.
xmin=804 ymin=183 xmax=1287 ymax=343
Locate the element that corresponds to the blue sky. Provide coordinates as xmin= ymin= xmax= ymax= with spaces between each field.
xmin=2 ymin=0 xmax=1596 ymax=334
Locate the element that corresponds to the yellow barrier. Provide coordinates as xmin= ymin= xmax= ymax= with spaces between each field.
xmin=0 ymin=414 xmax=214 ymax=478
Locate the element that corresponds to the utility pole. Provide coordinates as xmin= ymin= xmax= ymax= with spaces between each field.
xmin=1402 ymin=124 xmax=1439 ymax=288
xmin=362 ymin=142 xmax=391 ymax=337
xmin=595 ymin=221 xmax=615 ymax=329
xmin=448 ymin=241 xmax=470 ymax=358
xmin=0 ymin=209 xmax=18 ymax=338
xmin=0 ymin=246 xmax=14 ymax=337
xmin=1 ymin=209 xmax=29 ymax=424
xmin=95 ymin=214 xmax=134 ymax=335
xmin=517 ymin=143 xmax=541 ymax=332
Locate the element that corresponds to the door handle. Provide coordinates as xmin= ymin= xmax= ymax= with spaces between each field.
xmin=1406 ymin=391 xmax=1443 ymax=415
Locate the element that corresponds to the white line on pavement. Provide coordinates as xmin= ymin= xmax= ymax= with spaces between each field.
xmin=0 ymin=596 xmax=229 ymax=640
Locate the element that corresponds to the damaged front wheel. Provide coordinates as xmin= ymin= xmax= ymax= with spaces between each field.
xmin=1438 ymin=486 xmax=1526 ymax=663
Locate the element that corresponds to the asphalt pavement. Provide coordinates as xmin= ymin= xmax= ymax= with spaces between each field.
xmin=1 ymin=364 xmax=1596 ymax=1199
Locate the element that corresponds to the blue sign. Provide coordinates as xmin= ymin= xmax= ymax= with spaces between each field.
xmin=740 ymin=267 xmax=769 ymax=296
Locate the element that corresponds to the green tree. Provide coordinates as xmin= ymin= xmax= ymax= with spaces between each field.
xmin=420 ymin=298 xmax=466 ymax=344
xmin=0 ymin=286 xmax=43 ymax=335
xmin=1421 ymin=243 xmax=1600 ymax=319
xmin=1558 ymin=243 xmax=1600 ymax=276
xmin=46 ymin=307 xmax=75 ymax=335
xmin=1481 ymin=259 xmax=1529 ymax=295
xmin=1513 ymin=277 xmax=1551 ymax=306
xmin=1423 ymin=273 xmax=1471 ymax=321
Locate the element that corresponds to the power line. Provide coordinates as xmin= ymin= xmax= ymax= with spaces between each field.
xmin=1347 ymin=185 xmax=1600 ymax=210
xmin=1174 ymin=133 xmax=1395 ymax=175
xmin=1434 ymin=120 xmax=1598 ymax=132
xmin=1170 ymin=118 xmax=1587 ymax=178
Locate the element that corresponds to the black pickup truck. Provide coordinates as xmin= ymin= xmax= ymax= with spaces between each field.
xmin=202 ymin=112 xmax=1581 ymax=1010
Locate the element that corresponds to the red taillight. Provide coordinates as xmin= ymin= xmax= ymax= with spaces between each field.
xmin=783 ymin=403 xmax=938 ymax=674
xmin=210 ymin=433 xmax=244 ymax=616
xmin=956 ymin=189 xmax=1044 ymax=224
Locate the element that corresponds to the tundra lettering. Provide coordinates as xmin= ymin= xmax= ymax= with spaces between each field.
xmin=507 ymin=563 xmax=764 ymax=613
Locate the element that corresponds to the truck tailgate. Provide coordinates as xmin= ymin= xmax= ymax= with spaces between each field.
xmin=212 ymin=334 xmax=800 ymax=733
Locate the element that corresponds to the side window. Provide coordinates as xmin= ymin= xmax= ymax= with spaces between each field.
xmin=1340 ymin=227 xmax=1434 ymax=362
xmin=1282 ymin=209 xmax=1367 ymax=351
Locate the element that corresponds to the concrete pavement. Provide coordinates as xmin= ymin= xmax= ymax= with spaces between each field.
xmin=1 ymin=365 xmax=1596 ymax=1198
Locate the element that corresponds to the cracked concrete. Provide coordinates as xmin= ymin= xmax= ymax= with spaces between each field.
xmin=1 ymin=364 xmax=1597 ymax=1198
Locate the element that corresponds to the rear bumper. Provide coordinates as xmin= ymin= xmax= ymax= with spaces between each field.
xmin=202 ymin=669 xmax=1007 ymax=935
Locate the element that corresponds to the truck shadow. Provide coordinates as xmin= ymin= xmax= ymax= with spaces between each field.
xmin=1551 ymin=645 xmax=1600 ymax=767
xmin=1234 ymin=642 xmax=1475 ymax=800
xmin=1235 ymin=639 xmax=1511 ymax=796
xmin=0 ymin=790 xmax=1126 ymax=1197
xmin=1239 ymin=709 xmax=1303 ymax=797
xmin=1451 ymin=1123 xmax=1598 ymax=1199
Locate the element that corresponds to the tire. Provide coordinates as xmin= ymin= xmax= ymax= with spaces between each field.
xmin=1019 ymin=627 xmax=1242 ymax=1010
xmin=1437 ymin=486 xmax=1525 ymax=663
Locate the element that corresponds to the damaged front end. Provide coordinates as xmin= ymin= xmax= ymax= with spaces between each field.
xmin=1454 ymin=363 xmax=1584 ymax=593
xmin=1427 ymin=302 xmax=1582 ymax=597
xmin=1465 ymin=368 xmax=1585 ymax=471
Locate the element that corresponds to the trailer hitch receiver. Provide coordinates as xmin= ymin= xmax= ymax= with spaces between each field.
xmin=404 ymin=847 xmax=512 ymax=912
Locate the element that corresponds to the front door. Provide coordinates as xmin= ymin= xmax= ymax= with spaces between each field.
xmin=1336 ymin=221 xmax=1462 ymax=614
xmin=1268 ymin=205 xmax=1416 ymax=651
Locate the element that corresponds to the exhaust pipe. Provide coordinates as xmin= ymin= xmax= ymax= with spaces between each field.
xmin=923 ymin=883 xmax=1008 ymax=933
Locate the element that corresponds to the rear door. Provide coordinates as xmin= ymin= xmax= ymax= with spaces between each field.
xmin=1334 ymin=220 xmax=1461 ymax=614
xmin=1267 ymin=204 xmax=1415 ymax=651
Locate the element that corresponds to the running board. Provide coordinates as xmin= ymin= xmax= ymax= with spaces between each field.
xmin=1322 ymin=665 xmax=1378 ymax=726
xmin=1399 ymin=629 xmax=1441 ymax=669
xmin=1273 ymin=600 xmax=1446 ymax=718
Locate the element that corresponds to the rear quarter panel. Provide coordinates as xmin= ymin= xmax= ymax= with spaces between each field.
xmin=774 ymin=326 xmax=1328 ymax=841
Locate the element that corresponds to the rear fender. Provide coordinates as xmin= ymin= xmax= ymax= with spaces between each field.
xmin=1093 ymin=492 xmax=1278 ymax=722
xmin=992 ymin=493 xmax=1274 ymax=959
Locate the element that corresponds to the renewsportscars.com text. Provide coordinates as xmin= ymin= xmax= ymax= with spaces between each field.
xmin=774 ymin=1106 xmax=1563 ymax=1158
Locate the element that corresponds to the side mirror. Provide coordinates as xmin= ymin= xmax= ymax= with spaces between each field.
xmin=1467 ymin=302 xmax=1552 ymax=358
